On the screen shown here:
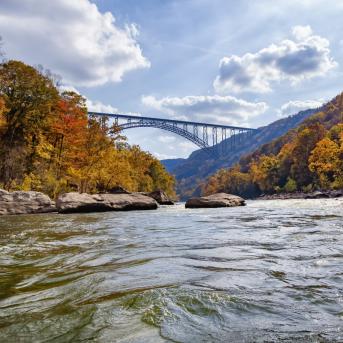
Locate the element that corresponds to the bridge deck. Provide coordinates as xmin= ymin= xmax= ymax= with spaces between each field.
xmin=88 ymin=112 xmax=256 ymax=131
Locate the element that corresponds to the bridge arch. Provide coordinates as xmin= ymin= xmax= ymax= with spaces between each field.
xmin=89 ymin=112 xmax=257 ymax=152
xmin=118 ymin=122 xmax=208 ymax=149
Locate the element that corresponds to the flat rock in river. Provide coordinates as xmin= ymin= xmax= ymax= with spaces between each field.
xmin=304 ymin=191 xmax=330 ymax=199
xmin=0 ymin=189 xmax=56 ymax=215
xmin=185 ymin=192 xmax=245 ymax=208
xmin=56 ymin=192 xmax=158 ymax=213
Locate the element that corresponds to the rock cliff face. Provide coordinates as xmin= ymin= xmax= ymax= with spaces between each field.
xmin=56 ymin=192 xmax=158 ymax=213
xmin=0 ymin=190 xmax=56 ymax=215
xmin=185 ymin=193 xmax=245 ymax=208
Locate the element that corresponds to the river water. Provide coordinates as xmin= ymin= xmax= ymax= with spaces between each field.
xmin=1 ymin=199 xmax=343 ymax=342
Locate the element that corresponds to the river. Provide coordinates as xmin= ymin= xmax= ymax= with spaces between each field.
xmin=0 ymin=198 xmax=343 ymax=342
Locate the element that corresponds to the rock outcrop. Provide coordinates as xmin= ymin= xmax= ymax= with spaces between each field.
xmin=145 ymin=190 xmax=174 ymax=205
xmin=56 ymin=192 xmax=158 ymax=213
xmin=0 ymin=189 xmax=56 ymax=215
xmin=185 ymin=193 xmax=245 ymax=208
xmin=258 ymin=189 xmax=343 ymax=200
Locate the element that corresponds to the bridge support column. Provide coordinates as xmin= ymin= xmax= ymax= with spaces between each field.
xmin=212 ymin=127 xmax=218 ymax=146
xmin=193 ymin=125 xmax=198 ymax=138
xmin=203 ymin=126 xmax=208 ymax=146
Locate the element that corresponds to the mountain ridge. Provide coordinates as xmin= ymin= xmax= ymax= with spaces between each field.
xmin=202 ymin=93 xmax=343 ymax=197
xmin=161 ymin=107 xmax=320 ymax=199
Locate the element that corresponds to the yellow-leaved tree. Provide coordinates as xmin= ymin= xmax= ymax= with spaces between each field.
xmin=0 ymin=60 xmax=176 ymax=198
xmin=309 ymin=124 xmax=343 ymax=189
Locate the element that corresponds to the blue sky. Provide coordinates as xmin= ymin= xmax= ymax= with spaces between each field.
xmin=0 ymin=0 xmax=342 ymax=158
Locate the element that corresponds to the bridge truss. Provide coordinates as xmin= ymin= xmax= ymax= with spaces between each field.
xmin=88 ymin=112 xmax=257 ymax=150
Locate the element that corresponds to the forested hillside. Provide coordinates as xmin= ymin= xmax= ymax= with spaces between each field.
xmin=163 ymin=107 xmax=318 ymax=199
xmin=161 ymin=158 xmax=185 ymax=173
xmin=0 ymin=60 xmax=175 ymax=199
xmin=203 ymin=93 xmax=343 ymax=197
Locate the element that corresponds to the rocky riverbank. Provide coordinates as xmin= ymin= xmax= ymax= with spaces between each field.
xmin=257 ymin=189 xmax=343 ymax=200
xmin=0 ymin=189 xmax=56 ymax=215
xmin=0 ymin=188 xmax=175 ymax=215
xmin=7 ymin=187 xmax=342 ymax=215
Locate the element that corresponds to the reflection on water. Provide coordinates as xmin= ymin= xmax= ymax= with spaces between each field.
xmin=0 ymin=199 xmax=343 ymax=342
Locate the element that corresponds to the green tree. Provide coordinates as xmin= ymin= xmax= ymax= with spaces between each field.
xmin=283 ymin=177 xmax=297 ymax=193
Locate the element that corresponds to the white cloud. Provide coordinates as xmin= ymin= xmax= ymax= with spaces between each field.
xmin=86 ymin=99 xmax=118 ymax=113
xmin=142 ymin=94 xmax=268 ymax=125
xmin=214 ymin=26 xmax=337 ymax=94
xmin=292 ymin=25 xmax=313 ymax=40
xmin=152 ymin=152 xmax=178 ymax=160
xmin=157 ymin=135 xmax=176 ymax=143
xmin=278 ymin=99 xmax=323 ymax=117
xmin=151 ymin=140 xmax=196 ymax=160
xmin=58 ymin=84 xmax=118 ymax=113
xmin=0 ymin=0 xmax=150 ymax=87
xmin=179 ymin=141 xmax=197 ymax=149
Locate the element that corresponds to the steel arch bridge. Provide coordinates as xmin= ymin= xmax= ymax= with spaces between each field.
xmin=88 ymin=112 xmax=257 ymax=150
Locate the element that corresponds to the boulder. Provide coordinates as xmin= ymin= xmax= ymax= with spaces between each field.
xmin=185 ymin=192 xmax=245 ymax=208
xmin=145 ymin=190 xmax=174 ymax=205
xmin=56 ymin=192 xmax=158 ymax=213
xmin=105 ymin=186 xmax=131 ymax=194
xmin=304 ymin=191 xmax=330 ymax=199
xmin=0 ymin=189 xmax=56 ymax=215
xmin=330 ymin=189 xmax=343 ymax=198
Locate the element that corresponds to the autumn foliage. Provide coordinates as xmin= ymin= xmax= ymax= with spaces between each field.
xmin=203 ymin=94 xmax=343 ymax=197
xmin=0 ymin=60 xmax=175 ymax=198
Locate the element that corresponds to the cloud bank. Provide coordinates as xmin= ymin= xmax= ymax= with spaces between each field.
xmin=214 ymin=26 xmax=337 ymax=93
xmin=278 ymin=99 xmax=323 ymax=117
xmin=0 ymin=0 xmax=150 ymax=87
xmin=142 ymin=95 xmax=268 ymax=125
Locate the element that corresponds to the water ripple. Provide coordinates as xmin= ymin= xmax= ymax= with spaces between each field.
xmin=0 ymin=198 xmax=342 ymax=342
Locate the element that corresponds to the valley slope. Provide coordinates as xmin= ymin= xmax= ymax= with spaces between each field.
xmin=162 ymin=108 xmax=319 ymax=199
xmin=203 ymin=93 xmax=343 ymax=197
